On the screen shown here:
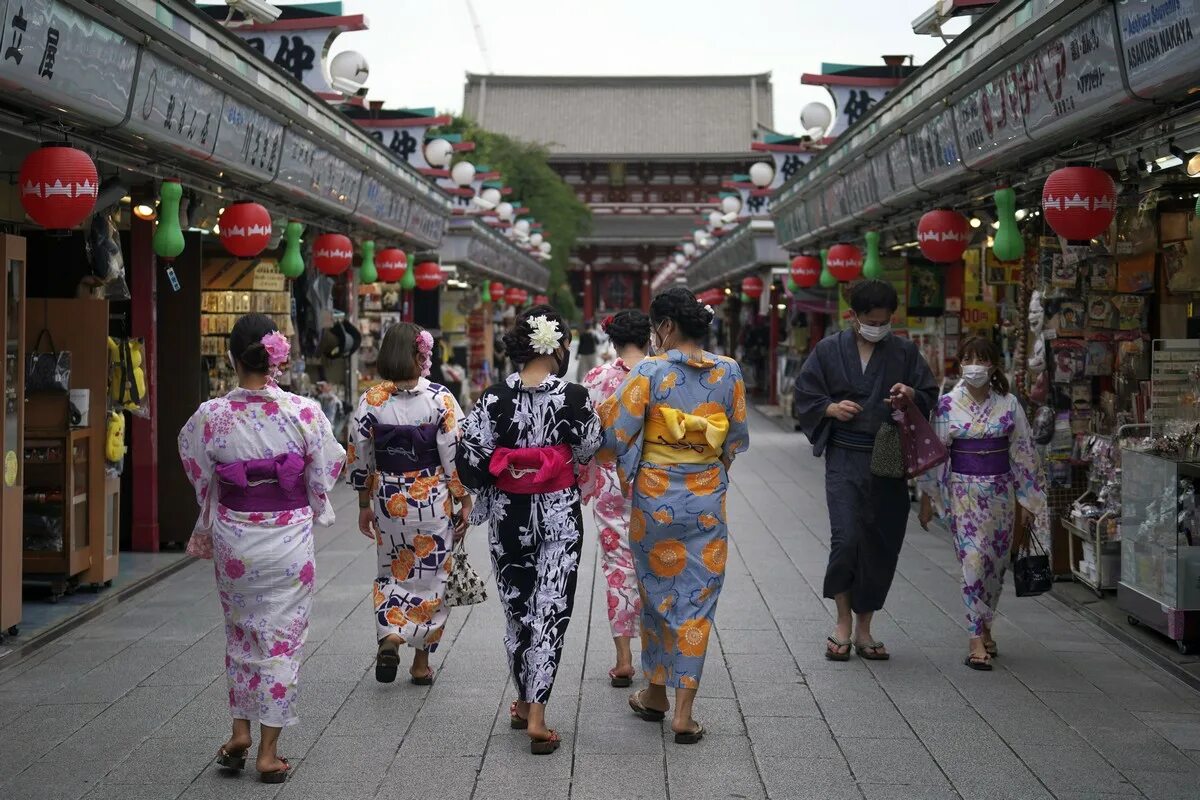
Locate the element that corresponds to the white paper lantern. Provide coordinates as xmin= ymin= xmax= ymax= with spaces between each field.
xmin=450 ymin=161 xmax=476 ymax=187
xmin=749 ymin=161 xmax=774 ymax=188
xmin=693 ymin=229 xmax=707 ymax=245
xmin=683 ymin=242 xmax=696 ymax=256
xmin=800 ymin=102 xmax=833 ymax=137
xmin=530 ymin=233 xmax=544 ymax=247
xmin=721 ymin=195 xmax=742 ymax=216
xmin=424 ymin=138 xmax=453 ymax=168
xmin=480 ymin=187 xmax=502 ymax=207
xmin=539 ymin=241 xmax=552 ymax=254
xmin=674 ymin=253 xmax=687 ymax=266
xmin=707 ymin=211 xmax=723 ymax=228
xmin=328 ymin=50 xmax=369 ymax=94
xmin=496 ymin=201 xmax=514 ymax=221
xmin=514 ymin=218 xmax=531 ymax=236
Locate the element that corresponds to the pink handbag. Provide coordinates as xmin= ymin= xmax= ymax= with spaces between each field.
xmin=892 ymin=395 xmax=949 ymax=479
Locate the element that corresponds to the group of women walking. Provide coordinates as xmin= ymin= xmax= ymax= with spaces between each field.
xmin=178 ymin=279 xmax=1043 ymax=781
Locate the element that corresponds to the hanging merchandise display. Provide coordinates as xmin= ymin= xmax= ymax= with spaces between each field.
xmin=153 ymin=179 xmax=185 ymax=260
xmin=819 ymin=248 xmax=837 ymax=289
xmin=218 ymin=201 xmax=272 ymax=258
xmin=18 ymin=144 xmax=99 ymax=230
xmin=862 ymin=231 xmax=884 ymax=278
xmin=279 ymin=221 xmax=305 ymax=279
xmin=359 ymin=241 xmax=378 ymax=285
xmin=993 ymin=187 xmax=1024 ymax=262
xmin=791 ymin=254 xmax=821 ymax=288
xmin=313 ymin=233 xmax=353 ymax=276
xmin=827 ymin=243 xmax=863 ymax=282
xmin=742 ymin=275 xmax=765 ymax=300
xmin=376 ymin=247 xmax=407 ymax=283
xmin=917 ymin=210 xmax=970 ymax=263
xmin=414 ymin=260 xmax=443 ymax=290
xmin=1042 ymin=166 xmax=1117 ymax=242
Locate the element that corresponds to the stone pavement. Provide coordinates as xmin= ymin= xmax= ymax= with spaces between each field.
xmin=2 ymin=413 xmax=1200 ymax=800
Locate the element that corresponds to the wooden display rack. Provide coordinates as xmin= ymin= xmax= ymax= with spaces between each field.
xmin=0 ymin=235 xmax=26 ymax=641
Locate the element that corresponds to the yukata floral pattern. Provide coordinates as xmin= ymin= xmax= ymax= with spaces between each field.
xmin=456 ymin=373 xmax=602 ymax=704
xmin=579 ymin=359 xmax=641 ymax=639
xmin=178 ymin=384 xmax=345 ymax=727
xmin=600 ymin=350 xmax=749 ymax=689
xmin=918 ymin=384 xmax=1048 ymax=636
xmin=347 ymin=379 xmax=467 ymax=651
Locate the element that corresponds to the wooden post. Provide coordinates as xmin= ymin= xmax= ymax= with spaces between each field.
xmin=582 ymin=264 xmax=594 ymax=321
xmin=130 ymin=189 xmax=158 ymax=552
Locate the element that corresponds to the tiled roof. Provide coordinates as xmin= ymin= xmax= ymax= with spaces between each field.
xmin=463 ymin=74 xmax=773 ymax=158
xmin=580 ymin=214 xmax=699 ymax=244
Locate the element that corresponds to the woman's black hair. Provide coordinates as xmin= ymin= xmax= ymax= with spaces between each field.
xmin=650 ymin=287 xmax=714 ymax=341
xmin=602 ymin=310 xmax=651 ymax=350
xmin=503 ymin=304 xmax=572 ymax=367
xmin=228 ymin=313 xmax=278 ymax=374
xmin=958 ymin=336 xmax=1010 ymax=395
xmin=376 ymin=322 xmax=422 ymax=382
xmin=849 ymin=279 xmax=899 ymax=315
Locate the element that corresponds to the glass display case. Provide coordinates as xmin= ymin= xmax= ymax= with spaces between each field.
xmin=1119 ymin=449 xmax=1200 ymax=653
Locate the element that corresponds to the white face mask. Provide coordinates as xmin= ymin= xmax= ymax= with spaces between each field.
xmin=962 ymin=365 xmax=992 ymax=388
xmin=227 ymin=351 xmax=237 ymax=373
xmin=857 ymin=322 xmax=891 ymax=343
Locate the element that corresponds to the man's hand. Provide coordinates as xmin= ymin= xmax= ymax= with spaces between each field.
xmin=889 ymin=383 xmax=916 ymax=402
xmin=825 ymin=400 xmax=863 ymax=422
xmin=918 ymin=494 xmax=934 ymax=531
xmin=358 ymin=506 xmax=379 ymax=541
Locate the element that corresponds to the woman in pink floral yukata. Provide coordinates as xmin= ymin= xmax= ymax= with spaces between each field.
xmin=580 ymin=310 xmax=650 ymax=687
xmin=179 ymin=314 xmax=346 ymax=784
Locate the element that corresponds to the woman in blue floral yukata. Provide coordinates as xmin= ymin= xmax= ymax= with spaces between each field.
xmin=918 ymin=337 xmax=1047 ymax=671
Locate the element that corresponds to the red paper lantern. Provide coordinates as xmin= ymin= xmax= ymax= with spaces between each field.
xmin=917 ymin=209 xmax=970 ymax=263
xmin=505 ymin=286 xmax=524 ymax=306
xmin=414 ymin=261 xmax=442 ymax=291
xmin=741 ymin=275 xmax=764 ymax=300
xmin=490 ymin=282 xmax=506 ymax=304
xmin=218 ymin=201 xmax=272 ymax=258
xmin=827 ymin=243 xmax=863 ymax=282
xmin=790 ymin=255 xmax=821 ymax=288
xmin=707 ymin=289 xmax=727 ymax=306
xmin=376 ymin=248 xmax=407 ymax=282
xmin=313 ymin=233 xmax=353 ymax=276
xmin=1042 ymin=166 xmax=1117 ymax=241
xmin=534 ymin=294 xmax=549 ymax=305
xmin=18 ymin=144 xmax=99 ymax=230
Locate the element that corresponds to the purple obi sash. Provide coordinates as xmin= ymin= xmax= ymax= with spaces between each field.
xmin=373 ymin=423 xmax=441 ymax=474
xmin=950 ymin=437 xmax=1011 ymax=476
xmin=216 ymin=453 xmax=308 ymax=513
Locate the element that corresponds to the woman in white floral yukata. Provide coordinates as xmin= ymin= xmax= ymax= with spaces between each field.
xmin=579 ymin=310 xmax=650 ymax=687
xmin=179 ymin=314 xmax=345 ymax=784
xmin=347 ymin=322 xmax=471 ymax=686
xmin=918 ymin=336 xmax=1047 ymax=671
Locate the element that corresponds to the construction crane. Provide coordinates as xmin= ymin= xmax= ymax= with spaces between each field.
xmin=464 ymin=0 xmax=494 ymax=74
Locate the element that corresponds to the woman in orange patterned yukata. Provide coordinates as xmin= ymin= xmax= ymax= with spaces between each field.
xmin=600 ymin=287 xmax=749 ymax=744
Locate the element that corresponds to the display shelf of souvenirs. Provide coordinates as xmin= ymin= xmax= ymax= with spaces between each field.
xmin=356 ymin=283 xmax=403 ymax=382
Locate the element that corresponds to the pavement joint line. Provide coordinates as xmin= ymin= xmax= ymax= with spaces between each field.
xmin=567 ymin=514 xmax=599 ymax=800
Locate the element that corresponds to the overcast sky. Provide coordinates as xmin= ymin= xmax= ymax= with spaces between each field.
xmin=281 ymin=0 xmax=949 ymax=134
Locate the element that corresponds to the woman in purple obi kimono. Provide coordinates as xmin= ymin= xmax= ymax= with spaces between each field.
xmin=179 ymin=314 xmax=345 ymax=784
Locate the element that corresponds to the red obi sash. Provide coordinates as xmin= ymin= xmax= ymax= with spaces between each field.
xmin=489 ymin=445 xmax=576 ymax=494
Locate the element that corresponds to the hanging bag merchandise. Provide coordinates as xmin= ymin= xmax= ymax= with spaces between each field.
xmin=1011 ymin=523 xmax=1053 ymax=597
xmin=26 ymin=328 xmax=71 ymax=393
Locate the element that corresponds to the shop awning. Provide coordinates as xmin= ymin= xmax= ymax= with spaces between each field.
xmin=0 ymin=0 xmax=451 ymax=247
xmin=771 ymin=0 xmax=1200 ymax=250
xmin=440 ymin=218 xmax=551 ymax=292
xmin=685 ymin=221 xmax=789 ymax=291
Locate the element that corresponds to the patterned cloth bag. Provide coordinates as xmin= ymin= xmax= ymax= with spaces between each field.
xmin=895 ymin=395 xmax=949 ymax=479
xmin=869 ymin=420 xmax=905 ymax=479
xmin=445 ymin=535 xmax=487 ymax=607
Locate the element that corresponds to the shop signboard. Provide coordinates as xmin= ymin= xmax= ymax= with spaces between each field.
xmin=826 ymin=86 xmax=893 ymax=138
xmin=884 ymin=135 xmax=917 ymax=204
xmin=1115 ymin=0 xmax=1200 ymax=100
xmin=688 ymin=227 xmax=756 ymax=289
xmin=0 ymin=0 xmax=137 ymax=127
xmin=843 ymin=161 xmax=880 ymax=217
xmin=355 ymin=176 xmax=410 ymax=234
xmin=275 ymin=129 xmax=361 ymax=214
xmin=821 ymin=177 xmax=849 ymax=228
xmin=128 ymin=50 xmax=223 ymax=160
xmin=807 ymin=189 xmax=826 ymax=233
xmin=212 ymin=95 xmax=285 ymax=182
xmin=1022 ymin=7 xmax=1133 ymax=142
xmin=955 ymin=66 xmax=1030 ymax=169
xmin=908 ymin=109 xmax=965 ymax=190
xmin=403 ymin=200 xmax=449 ymax=248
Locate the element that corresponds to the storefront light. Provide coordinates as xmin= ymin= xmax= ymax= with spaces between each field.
xmin=133 ymin=202 xmax=157 ymax=221
xmin=969 ymin=217 xmax=981 ymax=228
xmin=1015 ymin=209 xmax=1028 ymax=221
xmin=991 ymin=220 xmax=1000 ymax=230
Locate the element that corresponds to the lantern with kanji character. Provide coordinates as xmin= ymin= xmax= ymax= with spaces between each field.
xmin=827 ymin=243 xmax=863 ymax=282
xmin=790 ymin=255 xmax=821 ymax=289
xmin=376 ymin=248 xmax=407 ymax=283
xmin=313 ymin=233 xmax=353 ymax=276
xmin=741 ymin=275 xmax=764 ymax=300
xmin=218 ymin=201 xmax=272 ymax=258
xmin=917 ymin=209 xmax=970 ymax=263
xmin=1042 ymin=166 xmax=1117 ymax=242
xmin=414 ymin=261 xmax=442 ymax=291
xmin=18 ymin=144 xmax=99 ymax=230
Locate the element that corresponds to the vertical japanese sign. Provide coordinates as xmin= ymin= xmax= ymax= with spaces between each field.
xmin=128 ymin=49 xmax=223 ymax=159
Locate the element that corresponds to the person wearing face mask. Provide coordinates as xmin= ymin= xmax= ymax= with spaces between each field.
xmin=456 ymin=305 xmax=602 ymax=755
xmin=917 ymin=337 xmax=1047 ymax=671
xmin=794 ymin=280 xmax=938 ymax=662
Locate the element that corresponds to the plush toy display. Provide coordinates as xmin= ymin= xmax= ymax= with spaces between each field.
xmin=108 ymin=337 xmax=147 ymax=414
xmin=105 ymin=410 xmax=126 ymax=464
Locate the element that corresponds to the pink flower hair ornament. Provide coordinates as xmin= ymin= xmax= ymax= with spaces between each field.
xmin=261 ymin=331 xmax=290 ymax=379
xmin=416 ymin=330 xmax=434 ymax=378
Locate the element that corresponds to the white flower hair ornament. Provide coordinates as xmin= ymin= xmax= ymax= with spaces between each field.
xmin=704 ymin=304 xmax=716 ymax=323
xmin=527 ymin=315 xmax=564 ymax=355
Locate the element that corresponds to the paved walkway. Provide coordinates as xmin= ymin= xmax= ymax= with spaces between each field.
xmin=2 ymin=413 xmax=1199 ymax=800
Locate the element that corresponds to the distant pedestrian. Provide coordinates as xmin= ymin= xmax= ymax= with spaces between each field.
xmin=178 ymin=313 xmax=345 ymax=784
xmin=918 ymin=337 xmax=1047 ymax=670
xmin=347 ymin=323 xmax=472 ymax=686
xmin=579 ymin=311 xmax=651 ymax=688
xmin=456 ymin=305 xmax=602 ymax=755
xmin=601 ymin=288 xmax=750 ymax=745
xmin=576 ymin=321 xmax=598 ymax=380
xmin=793 ymin=280 xmax=938 ymax=662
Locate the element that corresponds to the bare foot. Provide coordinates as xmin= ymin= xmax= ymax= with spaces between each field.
xmin=610 ymin=663 xmax=635 ymax=678
xmin=221 ymin=734 xmax=252 ymax=756
xmin=256 ymin=753 xmax=289 ymax=773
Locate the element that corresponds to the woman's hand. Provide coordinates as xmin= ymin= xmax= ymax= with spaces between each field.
xmin=358 ymin=506 xmax=379 ymax=541
xmin=454 ymin=496 xmax=473 ymax=540
xmin=918 ymin=494 xmax=934 ymax=531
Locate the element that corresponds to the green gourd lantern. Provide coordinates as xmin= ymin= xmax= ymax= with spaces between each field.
xmin=481 ymin=280 xmax=492 ymax=303
xmin=862 ymin=231 xmax=883 ymax=279
xmin=153 ymin=179 xmax=185 ymax=260
xmin=359 ymin=241 xmax=378 ymax=285
xmin=786 ymin=277 xmax=799 ymax=294
xmin=400 ymin=251 xmax=416 ymax=291
xmin=992 ymin=187 xmax=1023 ymax=262
xmin=818 ymin=248 xmax=837 ymax=289
xmin=279 ymin=221 xmax=305 ymax=279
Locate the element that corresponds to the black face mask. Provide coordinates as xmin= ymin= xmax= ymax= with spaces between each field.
xmin=555 ymin=345 xmax=571 ymax=378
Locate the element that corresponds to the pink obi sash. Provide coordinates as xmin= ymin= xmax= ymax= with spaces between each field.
xmin=489 ymin=445 xmax=576 ymax=494
xmin=216 ymin=453 xmax=309 ymax=513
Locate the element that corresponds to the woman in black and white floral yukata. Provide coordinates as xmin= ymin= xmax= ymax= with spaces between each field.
xmin=457 ymin=305 xmax=602 ymax=755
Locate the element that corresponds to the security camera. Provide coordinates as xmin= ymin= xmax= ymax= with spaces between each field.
xmin=226 ymin=0 xmax=282 ymax=25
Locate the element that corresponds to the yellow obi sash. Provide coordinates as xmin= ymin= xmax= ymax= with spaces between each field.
xmin=643 ymin=406 xmax=729 ymax=465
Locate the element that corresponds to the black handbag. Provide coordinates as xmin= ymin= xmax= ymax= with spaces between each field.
xmin=26 ymin=329 xmax=71 ymax=393
xmin=1012 ymin=528 xmax=1053 ymax=597
xmin=870 ymin=420 xmax=905 ymax=479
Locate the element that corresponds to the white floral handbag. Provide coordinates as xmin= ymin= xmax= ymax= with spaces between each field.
xmin=445 ymin=535 xmax=487 ymax=607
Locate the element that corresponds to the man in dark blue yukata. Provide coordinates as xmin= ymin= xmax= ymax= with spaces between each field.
xmin=793 ymin=280 xmax=938 ymax=662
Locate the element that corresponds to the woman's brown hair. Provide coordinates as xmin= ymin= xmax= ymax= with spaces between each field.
xmin=957 ymin=336 xmax=1009 ymax=395
xmin=376 ymin=322 xmax=422 ymax=382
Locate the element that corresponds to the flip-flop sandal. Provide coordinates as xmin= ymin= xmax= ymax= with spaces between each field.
xmin=375 ymin=644 xmax=400 ymax=683
xmin=825 ymin=635 xmax=852 ymax=662
xmin=215 ymin=746 xmax=247 ymax=771
xmin=530 ymin=729 xmax=560 ymax=755
xmin=963 ymin=653 xmax=993 ymax=671
xmin=609 ymin=667 xmax=633 ymax=688
xmin=674 ymin=722 xmax=705 ymax=745
xmin=510 ymin=701 xmax=529 ymax=730
xmin=628 ymin=690 xmax=667 ymax=722
xmin=258 ymin=756 xmax=290 ymax=784
xmin=855 ymin=641 xmax=890 ymax=661
xmin=410 ymin=667 xmax=435 ymax=686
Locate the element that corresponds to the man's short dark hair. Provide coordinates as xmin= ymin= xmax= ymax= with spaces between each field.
xmin=849 ymin=280 xmax=899 ymax=315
